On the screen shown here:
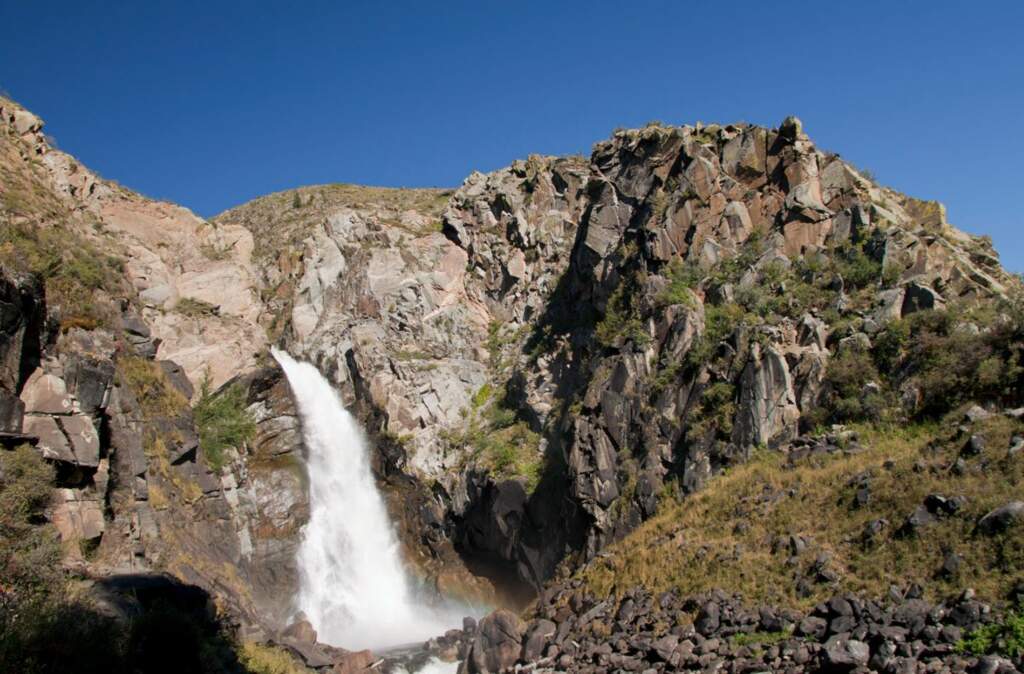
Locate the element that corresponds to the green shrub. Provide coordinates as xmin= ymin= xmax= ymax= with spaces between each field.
xmin=730 ymin=629 xmax=792 ymax=648
xmin=471 ymin=383 xmax=493 ymax=410
xmin=685 ymin=302 xmax=746 ymax=368
xmin=656 ymin=259 xmax=699 ymax=309
xmin=834 ymin=243 xmax=882 ymax=289
xmin=451 ymin=386 xmax=544 ymax=491
xmin=0 ymin=445 xmax=59 ymax=602
xmin=810 ymin=344 xmax=894 ymax=425
xmin=193 ymin=378 xmax=256 ymax=471
xmin=957 ymin=601 xmax=1024 ymax=658
xmin=596 ymin=276 xmax=651 ymax=349
xmin=688 ymin=381 xmax=737 ymax=438
xmin=810 ymin=296 xmax=1024 ymax=424
xmin=1 ymin=595 xmax=245 ymax=674
xmin=872 ymin=303 xmax=1024 ymax=417
xmin=0 ymin=599 xmax=125 ymax=674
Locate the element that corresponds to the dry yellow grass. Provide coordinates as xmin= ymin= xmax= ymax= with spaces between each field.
xmin=237 ymin=641 xmax=309 ymax=674
xmin=118 ymin=357 xmax=189 ymax=417
xmin=580 ymin=416 xmax=1024 ymax=608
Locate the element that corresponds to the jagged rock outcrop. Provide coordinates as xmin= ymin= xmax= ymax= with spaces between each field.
xmin=426 ymin=118 xmax=1018 ymax=591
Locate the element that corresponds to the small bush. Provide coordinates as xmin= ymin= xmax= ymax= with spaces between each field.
xmin=471 ymin=383 xmax=493 ymax=410
xmin=957 ymin=601 xmax=1024 ymax=658
xmin=199 ymin=242 xmax=234 ymax=261
xmin=834 ymin=243 xmax=882 ymax=290
xmin=655 ymin=259 xmax=699 ymax=309
xmin=0 ymin=445 xmax=59 ymax=602
xmin=238 ymin=641 xmax=307 ymax=674
xmin=688 ymin=381 xmax=737 ymax=438
xmin=175 ymin=297 xmax=218 ymax=317
xmin=685 ymin=302 xmax=747 ymax=368
xmin=596 ymin=278 xmax=650 ymax=349
xmin=193 ymin=378 xmax=256 ymax=471
xmin=808 ymin=340 xmax=899 ymax=427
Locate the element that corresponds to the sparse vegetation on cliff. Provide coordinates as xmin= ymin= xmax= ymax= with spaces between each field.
xmin=194 ymin=378 xmax=256 ymax=471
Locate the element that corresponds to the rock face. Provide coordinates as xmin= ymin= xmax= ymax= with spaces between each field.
xmin=2 ymin=93 xmax=1022 ymax=650
xmin=0 ymin=268 xmax=41 ymax=434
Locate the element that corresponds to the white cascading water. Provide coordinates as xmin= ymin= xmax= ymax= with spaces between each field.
xmin=272 ymin=349 xmax=466 ymax=653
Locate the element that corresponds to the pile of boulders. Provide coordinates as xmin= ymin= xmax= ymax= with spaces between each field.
xmin=450 ymin=583 xmax=1020 ymax=673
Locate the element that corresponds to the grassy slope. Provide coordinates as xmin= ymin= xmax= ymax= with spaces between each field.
xmin=580 ymin=414 xmax=1024 ymax=609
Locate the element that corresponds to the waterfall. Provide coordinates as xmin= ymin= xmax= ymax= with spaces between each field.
xmin=272 ymin=349 xmax=465 ymax=652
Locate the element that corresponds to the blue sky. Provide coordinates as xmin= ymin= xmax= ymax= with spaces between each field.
xmin=2 ymin=1 xmax=1022 ymax=269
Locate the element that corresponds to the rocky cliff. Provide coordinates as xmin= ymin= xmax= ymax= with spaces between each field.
xmin=2 ymin=95 xmax=1022 ymax=671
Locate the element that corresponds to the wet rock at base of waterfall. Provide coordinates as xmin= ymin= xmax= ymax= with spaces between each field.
xmin=280 ymin=613 xmax=317 ymax=644
xmin=278 ymin=637 xmax=335 ymax=669
xmin=463 ymin=609 xmax=525 ymax=673
xmin=331 ymin=649 xmax=375 ymax=674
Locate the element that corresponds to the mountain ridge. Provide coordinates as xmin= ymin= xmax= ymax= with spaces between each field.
xmin=2 ymin=94 xmax=1023 ymax=673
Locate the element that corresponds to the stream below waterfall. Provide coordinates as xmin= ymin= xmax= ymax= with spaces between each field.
xmin=272 ymin=349 xmax=474 ymax=667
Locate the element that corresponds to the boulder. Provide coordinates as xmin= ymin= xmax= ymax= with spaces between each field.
xmin=962 ymin=434 xmax=986 ymax=456
xmin=900 ymin=282 xmax=943 ymax=316
xmin=976 ymin=501 xmax=1024 ymax=535
xmin=279 ymin=638 xmax=334 ymax=669
xmin=797 ymin=615 xmax=828 ymax=639
xmin=734 ymin=344 xmax=800 ymax=448
xmin=695 ymin=601 xmax=721 ymax=636
xmin=158 ymin=360 xmax=195 ymax=400
xmin=896 ymin=505 xmax=937 ymax=538
xmin=23 ymin=415 xmax=75 ymax=464
xmin=20 ymin=370 xmax=74 ymax=414
xmin=331 ymin=650 xmax=375 ymax=674
xmin=281 ymin=615 xmax=317 ymax=644
xmin=51 ymin=489 xmax=105 ymax=544
xmin=59 ymin=414 xmax=101 ymax=467
xmin=520 ymin=618 xmax=556 ymax=662
xmin=820 ymin=635 xmax=870 ymax=671
xmin=466 ymin=609 xmax=524 ymax=673
xmin=66 ymin=361 xmax=113 ymax=415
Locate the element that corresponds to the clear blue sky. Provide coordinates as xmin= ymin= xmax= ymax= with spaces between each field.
xmin=2 ymin=1 xmax=1022 ymax=270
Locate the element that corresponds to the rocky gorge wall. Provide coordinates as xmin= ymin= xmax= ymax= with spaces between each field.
xmin=2 ymin=93 xmax=1020 ymax=648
